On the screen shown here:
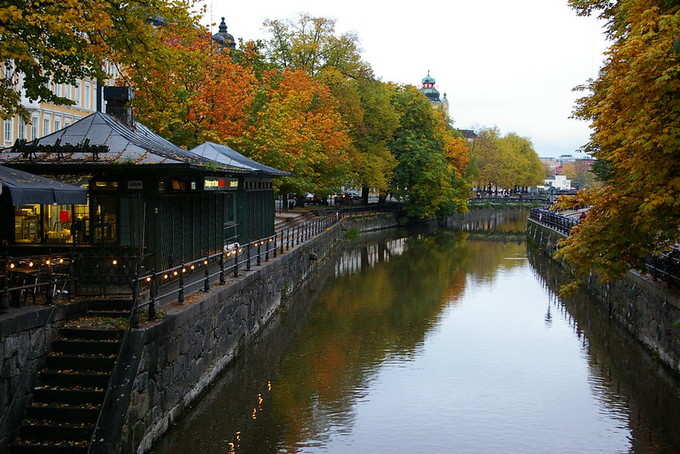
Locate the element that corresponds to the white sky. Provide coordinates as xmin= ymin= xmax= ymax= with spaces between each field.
xmin=201 ymin=0 xmax=608 ymax=157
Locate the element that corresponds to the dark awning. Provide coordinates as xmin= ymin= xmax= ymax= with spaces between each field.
xmin=0 ymin=165 xmax=87 ymax=205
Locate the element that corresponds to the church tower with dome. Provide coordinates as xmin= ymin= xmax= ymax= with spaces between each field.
xmin=419 ymin=71 xmax=449 ymax=114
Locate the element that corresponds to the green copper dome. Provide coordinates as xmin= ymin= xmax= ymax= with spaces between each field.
xmin=422 ymin=73 xmax=436 ymax=85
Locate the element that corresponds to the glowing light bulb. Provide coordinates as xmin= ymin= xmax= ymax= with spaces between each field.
xmin=112 ymin=259 xmax=118 ymax=265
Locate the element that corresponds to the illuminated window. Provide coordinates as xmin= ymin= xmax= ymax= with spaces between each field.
xmin=44 ymin=204 xmax=74 ymax=244
xmin=14 ymin=205 xmax=41 ymax=243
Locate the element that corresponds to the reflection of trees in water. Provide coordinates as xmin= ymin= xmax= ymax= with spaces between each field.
xmin=447 ymin=207 xmax=531 ymax=234
xmin=153 ymin=225 xmax=541 ymax=454
xmin=528 ymin=245 xmax=680 ymax=454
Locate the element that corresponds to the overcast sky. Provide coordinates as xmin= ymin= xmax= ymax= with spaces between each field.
xmin=202 ymin=0 xmax=608 ymax=157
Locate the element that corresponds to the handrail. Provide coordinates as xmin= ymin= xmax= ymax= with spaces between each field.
xmin=1 ymin=254 xmax=75 ymax=310
xmin=128 ymin=212 xmax=344 ymax=327
xmin=528 ymin=208 xmax=680 ymax=285
xmin=528 ymin=208 xmax=578 ymax=235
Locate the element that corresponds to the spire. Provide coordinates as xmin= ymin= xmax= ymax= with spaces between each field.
xmin=219 ymin=17 xmax=228 ymax=34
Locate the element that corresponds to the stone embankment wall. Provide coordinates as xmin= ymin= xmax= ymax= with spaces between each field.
xmin=527 ymin=218 xmax=680 ymax=374
xmin=0 ymin=301 xmax=92 ymax=447
xmin=91 ymin=212 xmax=400 ymax=454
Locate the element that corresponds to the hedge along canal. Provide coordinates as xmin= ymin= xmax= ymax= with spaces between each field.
xmin=150 ymin=209 xmax=680 ymax=454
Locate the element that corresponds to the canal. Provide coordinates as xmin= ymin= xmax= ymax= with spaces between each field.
xmin=152 ymin=209 xmax=680 ymax=454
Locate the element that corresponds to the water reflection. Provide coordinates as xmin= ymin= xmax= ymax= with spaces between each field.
xmin=152 ymin=211 xmax=680 ymax=454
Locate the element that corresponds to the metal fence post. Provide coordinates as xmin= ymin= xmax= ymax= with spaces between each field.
xmin=265 ymin=239 xmax=270 ymax=262
xmin=149 ymin=271 xmax=157 ymax=321
xmin=257 ymin=242 xmax=262 ymax=266
xmin=233 ymin=249 xmax=239 ymax=277
xmin=178 ymin=265 xmax=185 ymax=304
xmin=286 ymin=228 xmax=290 ymax=250
xmin=219 ymin=253 xmax=226 ymax=284
xmin=204 ymin=257 xmax=211 ymax=292
xmin=131 ymin=273 xmax=140 ymax=329
xmin=247 ymin=243 xmax=251 ymax=271
xmin=281 ymin=231 xmax=285 ymax=254
xmin=46 ymin=262 xmax=53 ymax=305
xmin=274 ymin=234 xmax=278 ymax=258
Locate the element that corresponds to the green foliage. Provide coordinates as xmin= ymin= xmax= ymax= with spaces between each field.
xmin=470 ymin=127 xmax=544 ymax=190
xmin=389 ymin=86 xmax=468 ymax=219
xmin=345 ymin=227 xmax=360 ymax=241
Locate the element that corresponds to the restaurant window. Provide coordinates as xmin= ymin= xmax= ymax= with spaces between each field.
xmin=44 ymin=204 xmax=74 ymax=244
xmin=14 ymin=204 xmax=41 ymax=243
xmin=73 ymin=203 xmax=90 ymax=243
xmin=94 ymin=197 xmax=118 ymax=243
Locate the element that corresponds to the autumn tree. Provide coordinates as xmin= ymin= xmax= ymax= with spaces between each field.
xmin=263 ymin=15 xmax=373 ymax=79
xmin=0 ymin=0 xmax=200 ymax=119
xmin=554 ymin=0 xmax=680 ymax=279
xmin=234 ymin=69 xmax=352 ymax=197
xmin=470 ymin=128 xmax=543 ymax=192
xmin=125 ymin=26 xmax=258 ymax=148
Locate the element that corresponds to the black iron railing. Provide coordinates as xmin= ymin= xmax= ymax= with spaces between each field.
xmin=129 ymin=213 xmax=343 ymax=327
xmin=0 ymin=255 xmax=75 ymax=311
xmin=529 ymin=208 xmax=578 ymax=235
xmin=529 ymin=208 xmax=680 ymax=285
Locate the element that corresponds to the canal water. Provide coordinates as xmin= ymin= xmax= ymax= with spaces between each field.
xmin=152 ymin=209 xmax=680 ymax=454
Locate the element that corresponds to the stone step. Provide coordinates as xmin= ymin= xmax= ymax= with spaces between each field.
xmin=52 ymin=339 xmax=121 ymax=355
xmin=57 ymin=328 xmax=124 ymax=341
xmin=87 ymin=299 xmax=132 ymax=311
xmin=18 ymin=420 xmax=93 ymax=443
xmin=26 ymin=402 xmax=100 ymax=424
xmin=39 ymin=369 xmax=111 ymax=389
xmin=85 ymin=310 xmax=130 ymax=318
xmin=10 ymin=439 xmax=89 ymax=453
xmin=46 ymin=354 xmax=116 ymax=372
xmin=32 ymin=387 xmax=105 ymax=405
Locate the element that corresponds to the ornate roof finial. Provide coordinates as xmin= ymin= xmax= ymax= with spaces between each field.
xmin=219 ymin=17 xmax=228 ymax=33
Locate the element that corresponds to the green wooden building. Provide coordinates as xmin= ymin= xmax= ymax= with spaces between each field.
xmin=0 ymin=88 xmax=287 ymax=276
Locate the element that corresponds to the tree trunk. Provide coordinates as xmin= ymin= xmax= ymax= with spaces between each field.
xmin=361 ymin=186 xmax=370 ymax=205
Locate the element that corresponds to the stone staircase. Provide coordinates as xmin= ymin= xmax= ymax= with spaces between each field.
xmin=10 ymin=300 xmax=130 ymax=453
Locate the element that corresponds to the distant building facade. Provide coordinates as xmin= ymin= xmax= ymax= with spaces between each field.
xmin=1 ymin=61 xmax=119 ymax=148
